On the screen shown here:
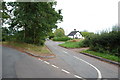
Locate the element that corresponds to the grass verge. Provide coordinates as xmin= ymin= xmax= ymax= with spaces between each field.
xmin=59 ymin=40 xmax=84 ymax=48
xmin=81 ymin=49 xmax=119 ymax=62
xmin=1 ymin=41 xmax=53 ymax=56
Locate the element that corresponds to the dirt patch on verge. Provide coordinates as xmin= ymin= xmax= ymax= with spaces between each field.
xmin=67 ymin=47 xmax=89 ymax=52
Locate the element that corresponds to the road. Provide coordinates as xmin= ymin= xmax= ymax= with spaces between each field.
xmin=2 ymin=40 xmax=119 ymax=78
xmin=45 ymin=40 xmax=119 ymax=78
xmin=2 ymin=46 xmax=74 ymax=78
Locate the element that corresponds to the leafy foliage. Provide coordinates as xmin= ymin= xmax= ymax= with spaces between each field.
xmin=48 ymin=32 xmax=54 ymax=39
xmin=53 ymin=28 xmax=70 ymax=41
xmin=54 ymin=28 xmax=65 ymax=37
xmin=1 ymin=2 xmax=10 ymax=23
xmin=2 ymin=2 xmax=63 ymax=45
xmin=53 ymin=36 xmax=71 ymax=41
xmin=83 ymin=26 xmax=120 ymax=56
xmin=80 ymin=31 xmax=94 ymax=38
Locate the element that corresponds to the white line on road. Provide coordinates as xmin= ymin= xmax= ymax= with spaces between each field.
xmin=38 ymin=57 xmax=84 ymax=78
xmin=63 ymin=51 xmax=69 ymax=54
xmin=38 ymin=58 xmax=43 ymax=61
xmin=73 ymin=56 xmax=102 ymax=78
xmin=51 ymin=64 xmax=59 ymax=68
xmin=44 ymin=61 xmax=50 ymax=64
xmin=74 ymin=75 xmax=82 ymax=78
xmin=61 ymin=69 xmax=70 ymax=74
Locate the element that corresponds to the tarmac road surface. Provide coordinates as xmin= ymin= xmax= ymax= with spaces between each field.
xmin=2 ymin=46 xmax=74 ymax=78
xmin=45 ymin=40 xmax=119 ymax=78
xmin=1 ymin=40 xmax=119 ymax=79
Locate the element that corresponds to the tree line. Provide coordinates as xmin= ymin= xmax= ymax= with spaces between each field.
xmin=1 ymin=2 xmax=63 ymax=45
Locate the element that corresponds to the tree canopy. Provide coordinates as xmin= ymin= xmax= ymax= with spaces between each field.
xmin=54 ymin=28 xmax=65 ymax=37
xmin=2 ymin=2 xmax=63 ymax=45
xmin=81 ymin=31 xmax=94 ymax=38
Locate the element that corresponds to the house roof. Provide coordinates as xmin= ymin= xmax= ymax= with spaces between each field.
xmin=67 ymin=31 xmax=80 ymax=36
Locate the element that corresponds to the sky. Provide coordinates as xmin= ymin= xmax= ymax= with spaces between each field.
xmin=55 ymin=0 xmax=120 ymax=34
xmin=3 ymin=0 xmax=120 ymax=34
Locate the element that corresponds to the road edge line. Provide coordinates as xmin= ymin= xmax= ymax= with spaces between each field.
xmin=73 ymin=56 xmax=102 ymax=78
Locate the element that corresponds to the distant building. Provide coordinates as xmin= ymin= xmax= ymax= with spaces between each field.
xmin=67 ymin=29 xmax=84 ymax=39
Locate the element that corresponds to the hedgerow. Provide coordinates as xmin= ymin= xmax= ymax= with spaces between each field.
xmin=82 ymin=27 xmax=120 ymax=56
xmin=53 ymin=36 xmax=71 ymax=41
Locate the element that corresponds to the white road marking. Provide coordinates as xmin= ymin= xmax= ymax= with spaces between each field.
xmin=37 ymin=55 xmax=84 ymax=78
xmin=44 ymin=61 xmax=50 ymax=64
xmin=63 ymin=51 xmax=67 ymax=53
xmin=51 ymin=64 xmax=59 ymax=68
xmin=73 ymin=56 xmax=102 ymax=78
xmin=61 ymin=69 xmax=70 ymax=74
xmin=74 ymin=75 xmax=82 ymax=78
xmin=38 ymin=58 xmax=43 ymax=61
xmin=63 ymin=51 xmax=69 ymax=54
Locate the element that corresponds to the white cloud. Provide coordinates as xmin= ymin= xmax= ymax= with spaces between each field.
xmin=3 ymin=0 xmax=120 ymax=34
xmin=56 ymin=0 xmax=119 ymax=34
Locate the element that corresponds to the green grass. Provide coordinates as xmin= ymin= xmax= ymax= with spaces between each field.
xmin=1 ymin=41 xmax=52 ymax=55
xmin=53 ymin=37 xmax=71 ymax=41
xmin=81 ymin=49 xmax=119 ymax=62
xmin=59 ymin=40 xmax=84 ymax=48
xmin=59 ymin=42 xmax=80 ymax=48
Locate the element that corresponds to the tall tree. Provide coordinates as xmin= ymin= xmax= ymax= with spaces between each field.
xmin=6 ymin=2 xmax=62 ymax=45
xmin=1 ymin=2 xmax=11 ymax=41
xmin=54 ymin=28 xmax=65 ymax=37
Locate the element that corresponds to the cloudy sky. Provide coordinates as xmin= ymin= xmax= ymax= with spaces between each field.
xmin=55 ymin=0 xmax=120 ymax=34
xmin=3 ymin=0 xmax=120 ymax=34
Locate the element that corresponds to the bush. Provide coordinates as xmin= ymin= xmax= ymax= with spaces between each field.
xmin=83 ymin=30 xmax=120 ymax=56
xmin=78 ymin=40 xmax=85 ymax=47
xmin=53 ymin=36 xmax=71 ymax=41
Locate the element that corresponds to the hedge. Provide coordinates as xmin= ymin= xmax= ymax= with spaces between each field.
xmin=83 ymin=31 xmax=120 ymax=56
xmin=53 ymin=37 xmax=71 ymax=41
